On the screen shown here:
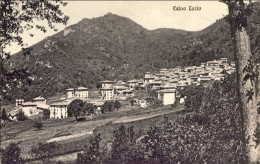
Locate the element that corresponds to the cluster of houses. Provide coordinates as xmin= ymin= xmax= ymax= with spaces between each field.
xmin=11 ymin=81 xmax=137 ymax=120
xmin=9 ymin=58 xmax=235 ymax=120
xmin=144 ymin=58 xmax=235 ymax=105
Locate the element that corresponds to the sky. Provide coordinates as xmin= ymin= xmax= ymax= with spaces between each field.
xmin=7 ymin=1 xmax=228 ymax=54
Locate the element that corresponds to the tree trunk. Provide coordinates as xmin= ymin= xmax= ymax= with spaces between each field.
xmin=228 ymin=2 xmax=260 ymax=162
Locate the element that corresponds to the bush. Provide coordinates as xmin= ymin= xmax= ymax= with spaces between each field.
xmin=1 ymin=142 xmax=22 ymax=164
xmin=33 ymin=120 xmax=43 ymax=130
xmin=82 ymin=102 xmax=94 ymax=115
xmin=16 ymin=110 xmax=27 ymax=121
xmin=178 ymin=85 xmax=205 ymax=112
xmin=42 ymin=109 xmax=50 ymax=120
xmin=1 ymin=108 xmax=8 ymax=121
xmin=30 ymin=142 xmax=60 ymax=163
xmin=101 ymin=101 xmax=115 ymax=113
xmin=76 ymin=133 xmax=102 ymax=164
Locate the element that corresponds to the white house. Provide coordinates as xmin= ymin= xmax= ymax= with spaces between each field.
xmin=21 ymin=102 xmax=39 ymax=116
xmin=102 ymin=80 xmax=113 ymax=88
xmin=122 ymin=90 xmax=134 ymax=97
xmin=101 ymin=87 xmax=114 ymax=100
xmin=21 ymin=98 xmax=50 ymax=117
xmin=66 ymin=87 xmax=89 ymax=99
xmin=66 ymin=88 xmax=74 ymax=98
xmin=76 ymin=87 xmax=89 ymax=98
xmin=15 ymin=99 xmax=24 ymax=107
xmin=50 ymin=101 xmax=69 ymax=119
xmin=127 ymin=80 xmax=139 ymax=88
xmin=157 ymin=89 xmax=176 ymax=105
xmin=32 ymin=96 xmax=46 ymax=104
xmin=144 ymin=72 xmax=155 ymax=83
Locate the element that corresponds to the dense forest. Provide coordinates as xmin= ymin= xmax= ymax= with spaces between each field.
xmin=4 ymin=3 xmax=260 ymax=103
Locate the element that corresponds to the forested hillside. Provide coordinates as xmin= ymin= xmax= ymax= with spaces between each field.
xmin=5 ymin=3 xmax=260 ymax=102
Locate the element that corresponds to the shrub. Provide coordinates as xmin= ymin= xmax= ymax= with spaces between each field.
xmin=1 ymin=142 xmax=22 ymax=164
xmin=76 ymin=133 xmax=102 ymax=164
xmin=1 ymin=108 xmax=8 ymax=121
xmin=30 ymin=142 xmax=60 ymax=163
xmin=16 ymin=110 xmax=27 ymax=121
xmin=33 ymin=120 xmax=43 ymax=130
xmin=42 ymin=109 xmax=50 ymax=120
xmin=101 ymin=101 xmax=115 ymax=113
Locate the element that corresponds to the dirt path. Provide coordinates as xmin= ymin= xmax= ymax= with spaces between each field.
xmin=113 ymin=108 xmax=183 ymax=124
xmin=46 ymin=130 xmax=93 ymax=143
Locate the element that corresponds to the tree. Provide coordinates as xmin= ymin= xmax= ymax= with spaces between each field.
xmin=1 ymin=108 xmax=8 ymax=121
xmin=42 ymin=109 xmax=50 ymax=120
xmin=30 ymin=142 xmax=60 ymax=164
xmin=0 ymin=0 xmax=69 ymax=101
xmin=222 ymin=0 xmax=260 ymax=162
xmin=147 ymin=85 xmax=158 ymax=99
xmin=1 ymin=142 xmax=22 ymax=164
xmin=110 ymin=125 xmax=137 ymax=163
xmin=101 ymin=101 xmax=115 ymax=113
xmin=114 ymin=100 xmax=121 ymax=111
xmin=67 ymin=99 xmax=84 ymax=121
xmin=76 ymin=133 xmax=102 ymax=164
xmin=83 ymin=102 xmax=94 ymax=115
xmin=179 ymin=85 xmax=205 ymax=112
xmin=33 ymin=120 xmax=43 ymax=130
xmin=16 ymin=110 xmax=26 ymax=121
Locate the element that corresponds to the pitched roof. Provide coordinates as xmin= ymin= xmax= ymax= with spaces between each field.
xmin=157 ymin=89 xmax=176 ymax=93
xmin=77 ymin=87 xmax=88 ymax=90
xmin=50 ymin=101 xmax=70 ymax=106
xmin=33 ymin=96 xmax=45 ymax=100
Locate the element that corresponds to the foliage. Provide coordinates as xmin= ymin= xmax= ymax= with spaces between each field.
xmin=0 ymin=0 xmax=69 ymax=101
xmin=30 ymin=142 xmax=60 ymax=163
xmin=67 ymin=99 xmax=84 ymax=121
xmin=33 ymin=120 xmax=43 ymax=130
xmin=1 ymin=108 xmax=8 ymax=121
xmin=254 ymin=123 xmax=260 ymax=148
xmin=101 ymin=101 xmax=115 ymax=113
xmin=42 ymin=109 xmax=50 ymax=120
xmin=142 ymin=74 xmax=246 ymax=163
xmin=82 ymin=102 xmax=94 ymax=115
xmin=73 ymin=74 xmax=246 ymax=163
xmin=76 ymin=133 xmax=102 ymax=164
xmin=109 ymin=125 xmax=146 ymax=163
xmin=147 ymin=86 xmax=158 ymax=99
xmin=114 ymin=100 xmax=121 ymax=111
xmin=130 ymin=99 xmax=135 ymax=106
xmin=179 ymin=85 xmax=205 ymax=112
xmin=16 ymin=110 xmax=27 ymax=121
xmin=151 ymin=99 xmax=163 ymax=109
xmin=1 ymin=142 xmax=22 ymax=164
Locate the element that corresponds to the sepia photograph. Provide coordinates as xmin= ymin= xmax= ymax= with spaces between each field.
xmin=0 ymin=0 xmax=260 ymax=163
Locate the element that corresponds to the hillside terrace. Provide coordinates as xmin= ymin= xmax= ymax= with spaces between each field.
xmin=9 ymin=58 xmax=233 ymax=120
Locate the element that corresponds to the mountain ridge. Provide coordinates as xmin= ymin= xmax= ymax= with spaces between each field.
xmin=5 ymin=4 xmax=260 ymax=102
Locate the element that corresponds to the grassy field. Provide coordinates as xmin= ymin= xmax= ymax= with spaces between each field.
xmin=1 ymin=104 xmax=184 ymax=163
xmin=94 ymin=107 xmax=185 ymax=150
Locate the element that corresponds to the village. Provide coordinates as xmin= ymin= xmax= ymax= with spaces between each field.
xmin=7 ymin=58 xmax=234 ymax=121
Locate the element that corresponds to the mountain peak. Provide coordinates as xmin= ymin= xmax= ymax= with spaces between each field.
xmin=104 ymin=12 xmax=116 ymax=16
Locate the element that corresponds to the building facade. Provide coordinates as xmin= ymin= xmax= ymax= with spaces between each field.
xmin=101 ymin=87 xmax=114 ymax=100
xmin=50 ymin=102 xmax=69 ymax=119
xmin=157 ymin=89 xmax=176 ymax=105
xmin=15 ymin=99 xmax=24 ymax=107
xmin=66 ymin=87 xmax=89 ymax=99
